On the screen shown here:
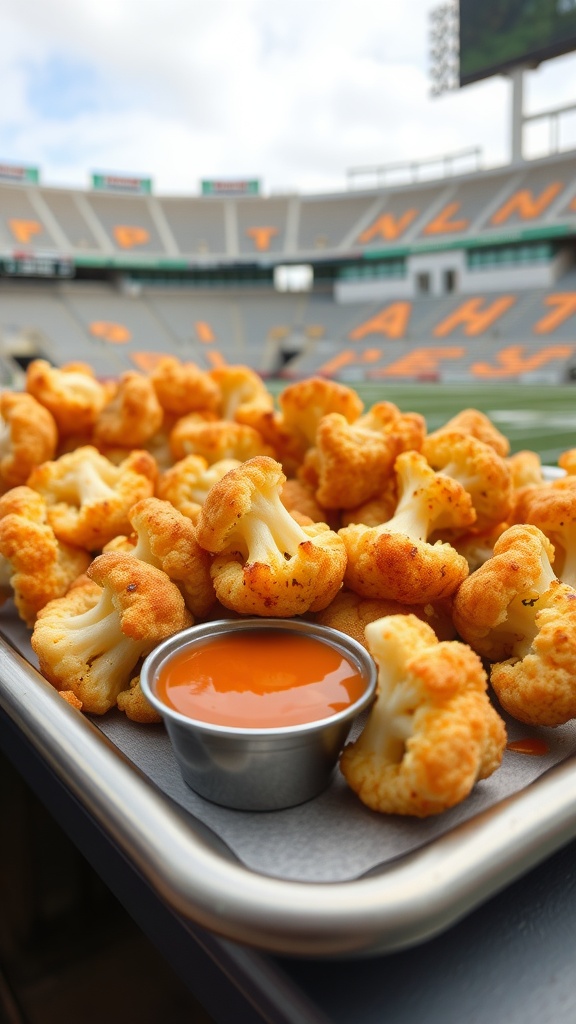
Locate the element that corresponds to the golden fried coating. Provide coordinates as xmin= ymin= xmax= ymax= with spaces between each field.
xmin=298 ymin=401 xmax=422 ymax=510
xmin=279 ymin=477 xmax=339 ymax=529
xmin=149 ymin=355 xmax=220 ymax=417
xmin=313 ymin=588 xmax=457 ymax=645
xmin=278 ymin=376 xmax=364 ymax=448
xmin=339 ymin=450 xmax=473 ymax=603
xmin=108 ymin=496 xmax=215 ymax=619
xmin=156 ymin=455 xmax=241 ymax=523
xmin=208 ymin=364 xmax=275 ymax=421
xmin=340 ymin=615 xmax=506 ymax=817
xmin=195 ymin=455 xmax=346 ymax=616
xmin=31 ymin=551 xmax=193 ymax=714
xmin=116 ymin=675 xmax=162 ymax=724
xmin=512 ymin=480 xmax=576 ymax=589
xmin=427 ymin=408 xmax=510 ymax=457
xmin=507 ymin=449 xmax=545 ymax=489
xmin=26 ymin=359 xmax=112 ymax=438
xmin=422 ymin=430 xmax=513 ymax=532
xmin=169 ymin=416 xmax=275 ymax=464
xmin=27 ymin=446 xmax=157 ymax=551
xmin=0 ymin=391 xmax=58 ymax=491
xmin=92 ymin=371 xmax=164 ymax=449
xmin=0 ymin=486 xmax=91 ymax=626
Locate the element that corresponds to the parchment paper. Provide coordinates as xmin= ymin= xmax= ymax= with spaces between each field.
xmin=4 ymin=609 xmax=576 ymax=884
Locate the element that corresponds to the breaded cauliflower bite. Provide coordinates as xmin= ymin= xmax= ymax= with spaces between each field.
xmin=195 ymin=455 xmax=347 ymax=616
xmin=31 ymin=550 xmax=193 ymax=714
xmin=428 ymin=408 xmax=510 ymax=457
xmin=208 ymin=364 xmax=275 ymax=422
xmin=453 ymin=524 xmax=576 ymax=726
xmin=298 ymin=400 xmax=425 ymax=510
xmin=107 ymin=497 xmax=215 ymax=619
xmin=116 ymin=675 xmax=162 ymax=724
xmin=149 ymin=355 xmax=221 ymax=417
xmin=156 ymin=454 xmax=241 ymax=524
xmin=27 ymin=445 xmax=157 ymax=551
xmin=0 ymin=391 xmax=58 ymax=491
xmin=422 ymin=430 xmax=513 ymax=532
xmin=93 ymin=370 xmax=164 ymax=449
xmin=169 ymin=416 xmax=275 ymax=464
xmin=340 ymin=615 xmax=506 ymax=817
xmin=314 ymin=588 xmax=457 ymax=646
xmin=26 ymin=359 xmax=112 ymax=438
xmin=339 ymin=450 xmax=474 ymax=603
xmin=0 ymin=486 xmax=91 ymax=626
xmin=512 ymin=481 xmax=576 ymax=589
xmin=278 ymin=377 xmax=364 ymax=449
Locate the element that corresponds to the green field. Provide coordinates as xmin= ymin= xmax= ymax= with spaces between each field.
xmin=268 ymin=381 xmax=576 ymax=466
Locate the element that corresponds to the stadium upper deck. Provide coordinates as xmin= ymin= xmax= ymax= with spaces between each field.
xmin=0 ymin=151 xmax=575 ymax=384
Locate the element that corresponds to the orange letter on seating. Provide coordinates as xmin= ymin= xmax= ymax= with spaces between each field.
xmin=357 ymin=210 xmax=417 ymax=243
xmin=373 ymin=347 xmax=465 ymax=377
xmin=89 ymin=321 xmax=131 ymax=344
xmin=317 ymin=351 xmax=357 ymax=376
xmin=113 ymin=225 xmax=150 ymax=248
xmin=9 ymin=219 xmax=42 ymax=243
xmin=423 ymin=202 xmax=469 ymax=236
xmin=349 ymin=302 xmax=411 ymax=341
xmin=246 ymin=227 xmax=278 ymax=251
xmin=471 ymin=344 xmax=573 ymax=378
xmin=433 ymin=296 xmax=516 ymax=337
xmin=490 ymin=183 xmax=563 ymax=225
xmin=195 ymin=321 xmax=215 ymax=344
xmin=533 ymin=293 xmax=576 ymax=334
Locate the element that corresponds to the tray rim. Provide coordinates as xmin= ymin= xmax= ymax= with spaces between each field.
xmin=2 ymin=630 xmax=576 ymax=958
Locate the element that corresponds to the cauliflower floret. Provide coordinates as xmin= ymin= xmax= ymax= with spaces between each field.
xmin=149 ymin=355 xmax=221 ymax=417
xmin=339 ymin=450 xmax=474 ymax=603
xmin=427 ymin=408 xmax=510 ymax=457
xmin=340 ymin=614 xmax=506 ymax=817
xmin=453 ymin=524 xmax=576 ymax=726
xmin=0 ymin=391 xmax=58 ymax=491
xmin=279 ymin=478 xmax=339 ymax=529
xmin=507 ymin=449 xmax=545 ymax=489
xmin=512 ymin=482 xmax=576 ymax=589
xmin=195 ymin=455 xmax=347 ymax=616
xmin=559 ymin=449 xmax=576 ymax=476
xmin=156 ymin=455 xmax=241 ymax=524
xmin=169 ymin=416 xmax=275 ymax=464
xmin=298 ymin=401 xmax=426 ymax=510
xmin=278 ymin=376 xmax=364 ymax=448
xmin=27 ymin=446 xmax=157 ymax=551
xmin=422 ymin=430 xmax=513 ymax=532
xmin=26 ymin=359 xmax=112 ymax=438
xmin=31 ymin=550 xmax=193 ymax=714
xmin=208 ymin=364 xmax=275 ymax=422
xmin=107 ymin=497 xmax=215 ymax=619
xmin=0 ymin=486 xmax=91 ymax=626
xmin=314 ymin=588 xmax=457 ymax=645
xmin=92 ymin=371 xmax=164 ymax=449
xmin=116 ymin=674 xmax=162 ymax=724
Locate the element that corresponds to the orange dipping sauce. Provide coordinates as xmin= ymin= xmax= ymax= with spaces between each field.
xmin=155 ymin=629 xmax=367 ymax=729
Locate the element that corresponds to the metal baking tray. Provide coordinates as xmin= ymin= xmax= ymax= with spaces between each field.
xmin=2 ymin=618 xmax=576 ymax=959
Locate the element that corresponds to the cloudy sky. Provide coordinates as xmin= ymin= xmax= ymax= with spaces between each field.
xmin=2 ymin=0 xmax=576 ymax=197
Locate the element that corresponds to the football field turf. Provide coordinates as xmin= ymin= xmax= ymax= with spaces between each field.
xmin=270 ymin=381 xmax=576 ymax=466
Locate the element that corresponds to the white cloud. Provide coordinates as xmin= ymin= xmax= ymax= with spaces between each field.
xmin=0 ymin=0 xmax=575 ymax=195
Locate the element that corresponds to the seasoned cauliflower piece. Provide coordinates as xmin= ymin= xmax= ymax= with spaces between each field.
xmin=93 ymin=371 xmax=164 ymax=449
xmin=339 ymin=450 xmax=474 ymax=603
xmin=149 ymin=355 xmax=220 ymax=416
xmin=107 ymin=497 xmax=215 ymax=618
xmin=31 ymin=551 xmax=192 ymax=714
xmin=314 ymin=588 xmax=457 ymax=645
xmin=340 ymin=615 xmax=506 ymax=817
xmin=195 ymin=455 xmax=346 ymax=616
xmin=169 ymin=416 xmax=274 ymax=464
xmin=512 ymin=481 xmax=576 ymax=589
xmin=26 ymin=359 xmax=111 ymax=438
xmin=116 ymin=675 xmax=162 ymax=724
xmin=156 ymin=455 xmax=241 ymax=523
xmin=278 ymin=376 xmax=364 ymax=448
xmin=453 ymin=524 xmax=576 ymax=726
xmin=209 ymin=364 xmax=275 ymax=421
xmin=0 ymin=391 xmax=58 ymax=491
xmin=27 ymin=446 xmax=157 ymax=551
xmin=507 ymin=449 xmax=545 ymax=489
xmin=559 ymin=449 xmax=576 ymax=476
xmin=427 ymin=408 xmax=510 ymax=457
xmin=422 ymin=430 xmax=513 ymax=532
xmin=0 ymin=486 xmax=91 ymax=626
xmin=299 ymin=401 xmax=425 ymax=510
xmin=280 ymin=478 xmax=339 ymax=529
